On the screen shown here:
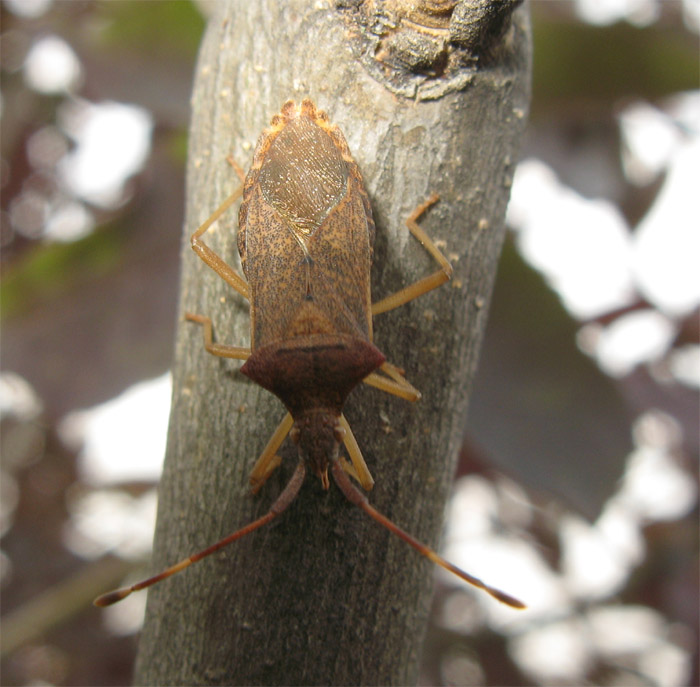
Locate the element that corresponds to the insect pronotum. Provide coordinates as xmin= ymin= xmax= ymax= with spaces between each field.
xmin=94 ymin=99 xmax=524 ymax=610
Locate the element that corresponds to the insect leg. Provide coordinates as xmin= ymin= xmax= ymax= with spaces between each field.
xmin=338 ymin=414 xmax=374 ymax=491
xmin=191 ymin=184 xmax=249 ymax=300
xmin=225 ymin=155 xmax=246 ymax=182
xmin=249 ymin=413 xmax=294 ymax=493
xmin=338 ymin=457 xmax=361 ymax=485
xmin=363 ymin=362 xmax=421 ymax=402
xmin=371 ymin=194 xmax=453 ymax=316
xmin=185 ymin=313 xmax=251 ymax=360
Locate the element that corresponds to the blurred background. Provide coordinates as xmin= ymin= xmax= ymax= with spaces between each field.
xmin=0 ymin=1 xmax=697 ymax=685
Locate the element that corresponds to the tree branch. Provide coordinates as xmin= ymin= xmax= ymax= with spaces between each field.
xmin=135 ymin=1 xmax=530 ymax=684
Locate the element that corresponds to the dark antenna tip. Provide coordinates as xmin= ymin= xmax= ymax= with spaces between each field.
xmin=94 ymin=587 xmax=132 ymax=607
xmin=330 ymin=460 xmax=526 ymax=610
xmin=488 ymin=587 xmax=527 ymax=609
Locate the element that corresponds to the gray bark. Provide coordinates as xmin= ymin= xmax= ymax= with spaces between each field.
xmin=135 ymin=1 xmax=530 ymax=684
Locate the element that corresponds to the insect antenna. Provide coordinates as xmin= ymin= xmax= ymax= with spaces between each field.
xmin=330 ymin=461 xmax=526 ymax=609
xmin=93 ymin=462 xmax=306 ymax=607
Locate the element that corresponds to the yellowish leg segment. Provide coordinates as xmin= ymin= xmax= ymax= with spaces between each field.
xmin=249 ymin=413 xmax=295 ymax=493
xmin=372 ymin=194 xmax=453 ymax=316
xmin=185 ymin=313 xmax=250 ymax=360
xmin=190 ymin=184 xmax=249 ymax=300
xmin=363 ymin=362 xmax=421 ymax=402
xmin=339 ymin=414 xmax=374 ymax=491
xmin=338 ymin=457 xmax=361 ymax=485
xmin=225 ymin=155 xmax=246 ymax=181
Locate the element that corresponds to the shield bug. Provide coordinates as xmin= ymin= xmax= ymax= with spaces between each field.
xmin=94 ymin=99 xmax=524 ymax=610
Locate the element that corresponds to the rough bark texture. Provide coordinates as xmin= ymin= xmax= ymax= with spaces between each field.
xmin=135 ymin=1 xmax=530 ymax=684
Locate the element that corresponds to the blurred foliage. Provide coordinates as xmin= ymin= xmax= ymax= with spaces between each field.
xmin=94 ymin=0 xmax=205 ymax=58
xmin=1 ymin=1 xmax=205 ymax=682
xmin=531 ymin=0 xmax=700 ymax=107
xmin=468 ymin=238 xmax=633 ymax=518
xmin=0 ymin=226 xmax=123 ymax=321
xmin=531 ymin=11 xmax=699 ymax=105
xmin=166 ymin=128 xmax=190 ymax=165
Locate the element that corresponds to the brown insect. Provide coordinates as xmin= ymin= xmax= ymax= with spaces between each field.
xmin=94 ymin=99 xmax=524 ymax=610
